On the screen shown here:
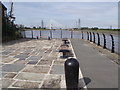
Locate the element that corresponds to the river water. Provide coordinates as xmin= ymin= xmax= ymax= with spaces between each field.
xmin=22 ymin=30 xmax=119 ymax=54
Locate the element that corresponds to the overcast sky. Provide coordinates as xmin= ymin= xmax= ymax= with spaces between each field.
xmin=3 ymin=2 xmax=118 ymax=29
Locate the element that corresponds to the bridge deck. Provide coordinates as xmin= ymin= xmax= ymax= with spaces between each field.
xmin=71 ymin=39 xmax=118 ymax=88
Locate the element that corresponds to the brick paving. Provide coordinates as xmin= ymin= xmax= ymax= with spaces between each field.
xmin=1 ymin=39 xmax=69 ymax=89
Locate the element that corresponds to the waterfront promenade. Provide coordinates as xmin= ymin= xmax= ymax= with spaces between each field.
xmin=71 ymin=39 xmax=118 ymax=88
xmin=1 ymin=38 xmax=118 ymax=89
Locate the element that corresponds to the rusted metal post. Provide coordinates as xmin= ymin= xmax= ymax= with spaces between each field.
xmin=31 ymin=30 xmax=33 ymax=39
xmin=40 ymin=30 xmax=41 ymax=38
xmin=71 ymin=31 xmax=73 ymax=38
xmin=97 ymin=33 xmax=100 ymax=46
xmin=110 ymin=34 xmax=115 ymax=53
xmin=87 ymin=32 xmax=89 ymax=40
xmin=89 ymin=32 xmax=92 ymax=42
xmin=65 ymin=58 xmax=79 ymax=89
xmin=61 ymin=30 xmax=62 ymax=38
xmin=103 ymin=33 xmax=106 ymax=49
xmin=24 ymin=30 xmax=26 ymax=38
xmin=50 ymin=30 xmax=52 ymax=38
xmin=81 ymin=31 xmax=83 ymax=39
xmin=93 ymin=32 xmax=95 ymax=43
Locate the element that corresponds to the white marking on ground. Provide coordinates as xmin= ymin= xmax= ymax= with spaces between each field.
xmin=69 ymin=39 xmax=87 ymax=90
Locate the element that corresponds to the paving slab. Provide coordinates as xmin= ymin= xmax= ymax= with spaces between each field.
xmin=2 ymin=64 xmax=25 ymax=72
xmin=41 ymin=75 xmax=61 ymax=88
xmin=22 ymin=66 xmax=50 ymax=74
xmin=14 ymin=55 xmax=29 ymax=60
xmin=4 ymin=72 xmax=17 ymax=78
xmin=2 ymin=78 xmax=15 ymax=88
xmin=53 ymin=60 xmax=65 ymax=65
xmin=2 ymin=57 xmax=16 ymax=63
xmin=2 ymin=51 xmax=11 ymax=55
xmin=27 ymin=61 xmax=38 ymax=65
xmin=15 ymin=72 xmax=45 ymax=81
xmin=37 ymin=59 xmax=53 ymax=66
xmin=27 ymin=56 xmax=41 ymax=61
xmin=43 ymin=56 xmax=57 ymax=61
xmin=12 ymin=81 xmax=41 ymax=88
xmin=50 ymin=65 xmax=64 ymax=74
xmin=13 ymin=60 xmax=28 ymax=64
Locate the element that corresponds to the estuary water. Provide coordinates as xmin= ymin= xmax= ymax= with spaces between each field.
xmin=22 ymin=30 xmax=119 ymax=54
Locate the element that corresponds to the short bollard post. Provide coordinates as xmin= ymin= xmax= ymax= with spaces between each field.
xmin=89 ymin=32 xmax=92 ymax=42
xmin=81 ymin=31 xmax=83 ymax=39
xmin=87 ymin=32 xmax=89 ymax=40
xmin=97 ymin=33 xmax=100 ymax=46
xmin=103 ymin=34 xmax=106 ymax=49
xmin=48 ymin=36 xmax=51 ymax=40
xmin=65 ymin=58 xmax=79 ymax=89
xmin=36 ymin=36 xmax=38 ymax=39
xmin=93 ymin=32 xmax=95 ymax=43
xmin=110 ymin=34 xmax=115 ymax=53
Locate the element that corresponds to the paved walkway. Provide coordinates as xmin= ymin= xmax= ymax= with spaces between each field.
xmin=1 ymin=38 xmax=119 ymax=89
xmin=71 ymin=39 xmax=118 ymax=88
xmin=1 ymin=39 xmax=69 ymax=89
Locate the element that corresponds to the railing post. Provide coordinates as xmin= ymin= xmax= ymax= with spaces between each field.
xmin=61 ymin=30 xmax=62 ymax=38
xmin=97 ymin=33 xmax=100 ymax=46
xmin=89 ymin=32 xmax=92 ymax=42
xmin=87 ymin=32 xmax=89 ymax=40
xmin=71 ymin=31 xmax=73 ymax=38
xmin=31 ymin=30 xmax=33 ymax=39
xmin=110 ymin=34 xmax=115 ymax=53
xmin=93 ymin=32 xmax=95 ymax=43
xmin=50 ymin=30 xmax=52 ymax=38
xmin=103 ymin=34 xmax=106 ymax=49
xmin=81 ymin=31 xmax=83 ymax=39
xmin=24 ymin=30 xmax=26 ymax=38
xmin=65 ymin=58 xmax=79 ymax=89
xmin=40 ymin=30 xmax=41 ymax=38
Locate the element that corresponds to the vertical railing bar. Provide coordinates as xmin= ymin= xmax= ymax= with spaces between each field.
xmin=97 ymin=33 xmax=100 ymax=46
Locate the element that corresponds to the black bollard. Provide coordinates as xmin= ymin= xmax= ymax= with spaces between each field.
xmin=89 ymin=32 xmax=92 ymax=42
xmin=97 ymin=33 xmax=100 ymax=46
xmin=87 ymin=32 xmax=89 ymax=40
xmin=110 ymin=34 xmax=115 ymax=53
xmin=93 ymin=32 xmax=95 ymax=43
xmin=48 ymin=36 xmax=51 ymax=40
xmin=65 ymin=58 xmax=79 ymax=89
xmin=103 ymin=34 xmax=106 ymax=49
xmin=81 ymin=31 xmax=83 ymax=39
xmin=36 ymin=36 xmax=38 ymax=39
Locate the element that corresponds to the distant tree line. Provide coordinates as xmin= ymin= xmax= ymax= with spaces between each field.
xmin=2 ymin=14 xmax=22 ymax=42
xmin=24 ymin=26 xmax=46 ymax=30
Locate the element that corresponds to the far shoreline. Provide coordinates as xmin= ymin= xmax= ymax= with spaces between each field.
xmin=24 ymin=29 xmax=120 ymax=35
